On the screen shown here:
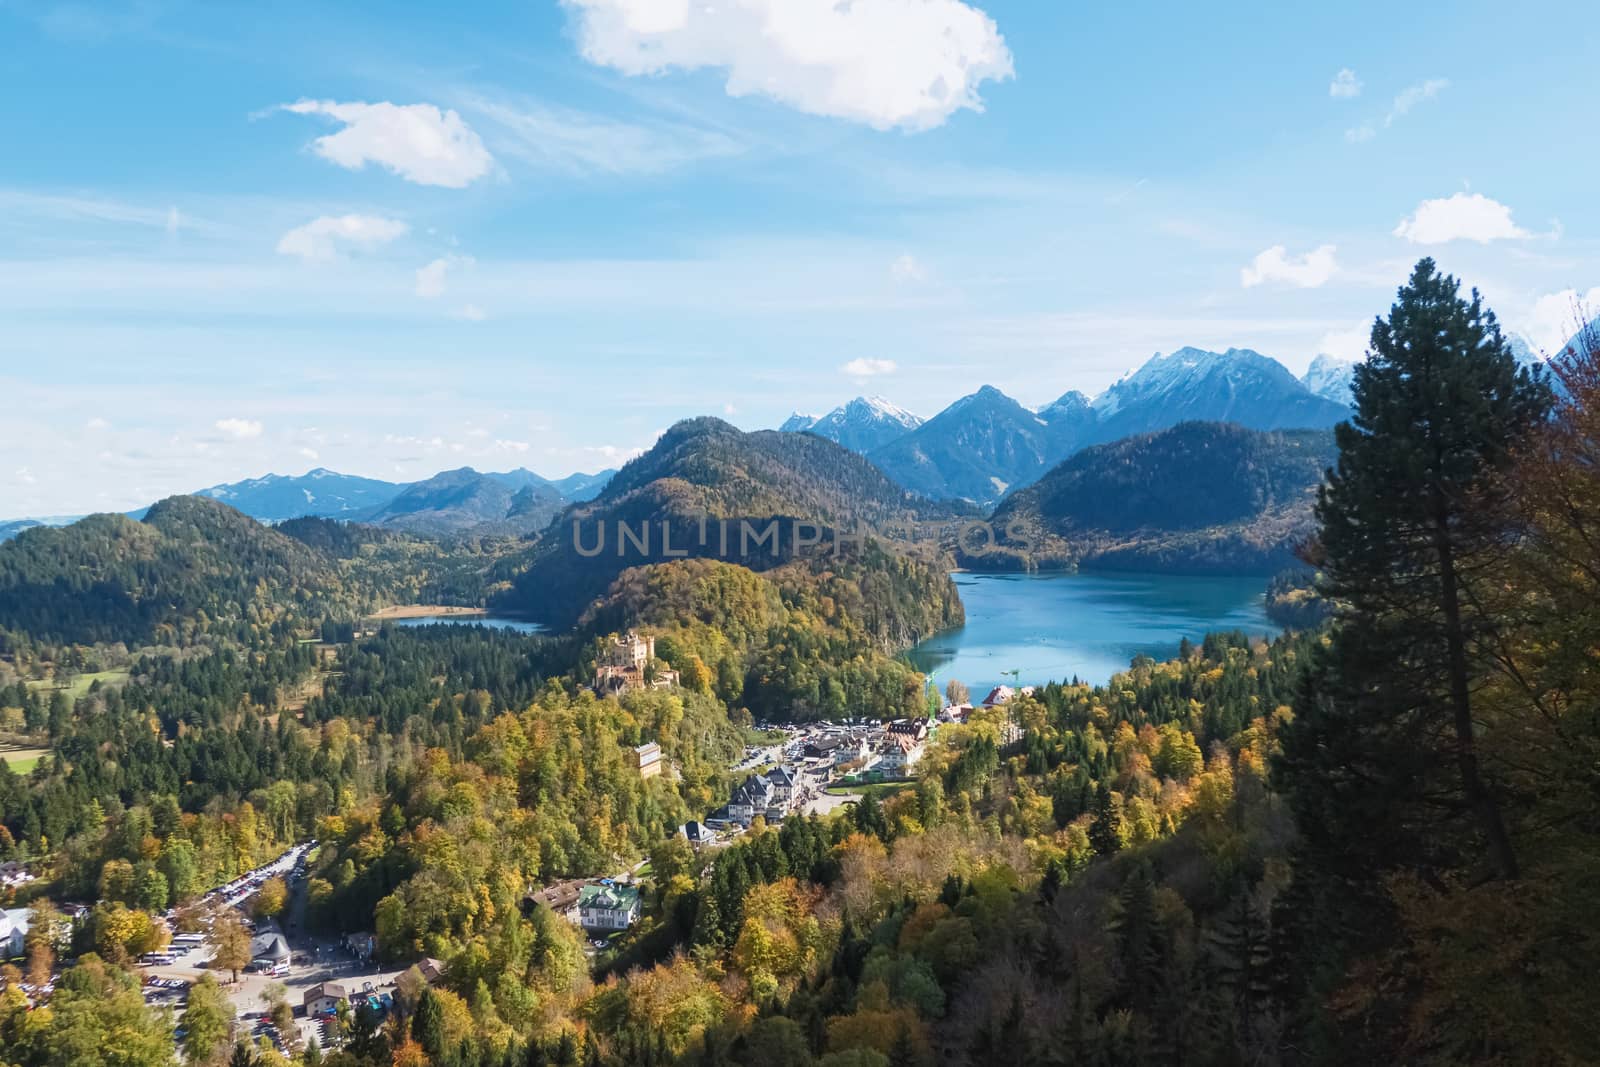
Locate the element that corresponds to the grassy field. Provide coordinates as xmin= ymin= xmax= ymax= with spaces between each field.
xmin=0 ymin=746 xmax=48 ymax=774
xmin=825 ymin=780 xmax=915 ymax=799
xmin=26 ymin=668 xmax=130 ymax=701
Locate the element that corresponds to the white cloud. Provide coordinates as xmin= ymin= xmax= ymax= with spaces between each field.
xmin=564 ymin=0 xmax=1014 ymax=131
xmin=842 ymin=357 xmax=897 ymax=378
xmin=165 ymin=206 xmax=181 ymax=237
xmin=1393 ymin=193 xmax=1529 ymax=245
xmin=1386 ymin=78 xmax=1449 ymax=125
xmin=14 ymin=467 xmax=36 ymax=485
xmin=276 ymin=214 xmax=408 ymax=262
xmin=214 ymin=418 xmax=263 ymax=440
xmin=1522 ymin=287 xmax=1600 ymax=354
xmin=494 ymin=439 xmax=531 ymax=453
xmin=415 ymin=255 xmax=473 ymax=299
xmin=1345 ymin=77 xmax=1447 ymax=142
xmin=298 ymin=447 xmax=320 ymax=460
xmin=890 ymin=254 xmax=927 ymax=283
xmin=1317 ymin=323 xmax=1370 ymax=364
xmin=86 ymin=417 xmax=111 ymax=430
xmin=279 ymin=99 xmax=494 ymax=187
xmin=457 ymin=304 xmax=487 ymax=322
xmin=1329 ymin=68 xmax=1362 ymax=98
xmin=1240 ymin=244 xmax=1339 ymax=288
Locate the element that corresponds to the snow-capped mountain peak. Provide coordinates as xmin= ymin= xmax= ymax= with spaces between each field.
xmin=781 ymin=395 xmax=923 ymax=453
xmin=1302 ymin=353 xmax=1357 ymax=405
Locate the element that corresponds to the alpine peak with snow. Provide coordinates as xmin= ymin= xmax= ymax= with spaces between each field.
xmin=781 ymin=395 xmax=926 ymax=453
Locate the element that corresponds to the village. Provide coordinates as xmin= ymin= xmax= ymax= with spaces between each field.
xmin=0 ymin=631 xmax=1029 ymax=1060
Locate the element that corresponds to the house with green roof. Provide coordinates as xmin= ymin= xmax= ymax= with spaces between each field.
xmin=577 ymin=883 xmax=641 ymax=931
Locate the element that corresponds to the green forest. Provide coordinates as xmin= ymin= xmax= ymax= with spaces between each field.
xmin=1 ymin=259 xmax=1597 ymax=1066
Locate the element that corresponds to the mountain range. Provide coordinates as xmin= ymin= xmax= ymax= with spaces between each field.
xmin=786 ymin=346 xmax=1354 ymax=504
xmin=0 ymin=465 xmax=620 ymax=542
xmin=359 ymin=468 xmax=569 ymax=536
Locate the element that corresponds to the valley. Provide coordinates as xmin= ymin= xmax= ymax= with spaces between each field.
xmin=0 ymin=278 xmax=1594 ymax=1067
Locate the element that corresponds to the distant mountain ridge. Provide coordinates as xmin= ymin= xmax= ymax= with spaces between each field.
xmin=786 ymin=346 xmax=1354 ymax=504
xmin=196 ymin=468 xmax=402 ymax=523
xmin=783 ymin=395 xmax=924 ymax=453
xmin=0 ymin=465 xmax=621 ymax=540
xmin=361 ymin=467 xmax=567 ymax=536
xmin=975 ymin=421 xmax=1338 ymax=574
xmin=865 ymin=385 xmax=1095 ymax=504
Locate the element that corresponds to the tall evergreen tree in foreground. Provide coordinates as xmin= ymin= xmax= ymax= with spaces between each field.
xmin=1284 ymin=257 xmax=1548 ymax=880
xmin=1276 ymin=259 xmax=1552 ymax=1054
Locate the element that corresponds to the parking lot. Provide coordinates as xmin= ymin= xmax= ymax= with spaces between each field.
xmin=139 ymin=842 xmax=408 ymax=1056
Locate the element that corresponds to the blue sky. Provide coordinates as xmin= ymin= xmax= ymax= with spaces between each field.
xmin=2 ymin=0 xmax=1596 ymax=516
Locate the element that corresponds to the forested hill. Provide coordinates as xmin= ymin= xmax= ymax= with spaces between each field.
xmin=498 ymin=417 xmax=970 ymax=626
xmin=597 ymin=417 xmax=954 ymax=527
xmin=971 ymin=421 xmax=1336 ymax=573
xmin=0 ymin=496 xmax=342 ymax=646
xmin=0 ymin=497 xmax=521 ymax=648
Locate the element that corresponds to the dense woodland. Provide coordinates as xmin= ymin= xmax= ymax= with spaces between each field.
xmin=580 ymin=547 xmax=963 ymax=722
xmin=2 ymin=260 xmax=1598 ymax=1066
xmin=498 ymin=418 xmax=973 ymax=627
xmin=971 ymin=422 xmax=1335 ymax=575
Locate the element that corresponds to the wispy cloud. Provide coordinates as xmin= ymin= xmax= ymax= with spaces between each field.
xmin=277 ymin=99 xmax=494 ymax=187
xmin=0 ymin=189 xmax=221 ymax=236
xmin=890 ymin=254 xmax=928 ymax=283
xmin=1329 ymin=68 xmax=1362 ymax=99
xmin=214 ymin=417 xmax=263 ymax=440
xmin=842 ymin=357 xmax=897 ymax=378
xmin=463 ymin=95 xmax=743 ymax=175
xmin=414 ymin=255 xmax=473 ymax=299
xmin=1346 ymin=77 xmax=1448 ymax=142
xmin=276 ymin=215 xmax=408 ymax=262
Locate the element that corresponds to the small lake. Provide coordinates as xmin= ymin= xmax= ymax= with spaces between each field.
xmin=905 ymin=571 xmax=1273 ymax=693
xmin=393 ymin=615 xmax=546 ymax=635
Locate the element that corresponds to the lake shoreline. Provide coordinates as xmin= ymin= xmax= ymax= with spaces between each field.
xmin=906 ymin=570 xmax=1274 ymax=693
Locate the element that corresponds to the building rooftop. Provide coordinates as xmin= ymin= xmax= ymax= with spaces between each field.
xmin=578 ymin=883 xmax=641 ymax=911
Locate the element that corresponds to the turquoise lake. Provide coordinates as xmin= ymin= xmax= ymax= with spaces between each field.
xmin=905 ymin=571 xmax=1274 ymax=693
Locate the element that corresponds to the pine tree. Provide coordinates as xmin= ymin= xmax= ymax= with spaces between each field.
xmin=1281 ymin=257 xmax=1550 ymax=884
xmin=1088 ymin=782 xmax=1120 ymax=855
xmin=413 ymin=987 xmax=447 ymax=1058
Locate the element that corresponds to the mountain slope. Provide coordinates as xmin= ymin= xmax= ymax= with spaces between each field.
xmin=498 ymin=417 xmax=965 ymax=626
xmin=785 ymin=396 xmax=923 ymax=453
xmin=867 ymin=385 xmax=1094 ymax=504
xmin=483 ymin=468 xmax=614 ymax=503
xmin=195 ymin=468 xmax=403 ymax=522
xmin=0 ymin=496 xmax=343 ymax=644
xmin=1092 ymin=347 xmax=1350 ymax=442
xmin=0 ymin=520 xmax=41 ymax=544
xmin=363 ymin=468 xmax=565 ymax=535
xmin=547 ymin=469 xmax=615 ymax=502
xmin=1302 ymin=354 xmax=1356 ymax=406
xmin=974 ymin=421 xmax=1337 ymax=574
